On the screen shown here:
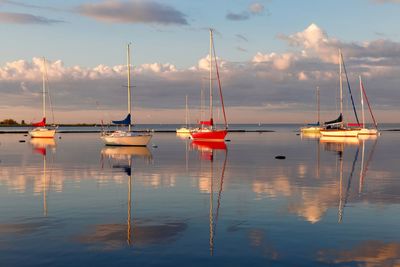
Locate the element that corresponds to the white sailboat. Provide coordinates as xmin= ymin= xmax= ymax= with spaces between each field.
xmin=320 ymin=49 xmax=360 ymax=138
xmin=29 ymin=57 xmax=56 ymax=138
xmin=357 ymin=76 xmax=379 ymax=136
xmin=101 ymin=43 xmax=152 ymax=146
xmin=176 ymin=95 xmax=191 ymax=134
xmin=301 ymin=86 xmax=322 ymax=134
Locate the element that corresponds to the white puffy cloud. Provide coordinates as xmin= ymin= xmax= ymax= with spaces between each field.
xmin=252 ymin=52 xmax=295 ymax=70
xmin=2 ymin=23 xmax=400 ymax=123
xmin=249 ymin=3 xmax=265 ymax=14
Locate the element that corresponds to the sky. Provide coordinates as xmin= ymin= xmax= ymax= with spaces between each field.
xmin=1 ymin=0 xmax=400 ymax=124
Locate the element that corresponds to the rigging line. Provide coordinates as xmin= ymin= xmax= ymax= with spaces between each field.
xmin=360 ymin=138 xmax=378 ymax=192
xmin=341 ymin=53 xmax=360 ymax=124
xmin=360 ymin=80 xmax=378 ymax=129
xmin=211 ymin=33 xmax=228 ymax=129
xmin=344 ymin=147 xmax=360 ymax=210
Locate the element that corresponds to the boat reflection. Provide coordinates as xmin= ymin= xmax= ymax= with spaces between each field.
xmin=320 ymin=136 xmax=378 ymax=223
xmin=320 ymin=136 xmax=359 ymax=153
xmin=192 ymin=140 xmax=227 ymax=255
xmin=101 ymin=146 xmax=152 ymax=161
xmin=318 ymin=240 xmax=400 ymax=266
xmin=77 ymin=147 xmax=186 ymax=249
xmin=301 ymin=132 xmax=321 ymax=140
xmin=30 ymin=138 xmax=56 ymax=156
xmin=30 ymin=138 xmax=56 ymax=216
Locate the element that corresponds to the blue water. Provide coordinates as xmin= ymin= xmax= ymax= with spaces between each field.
xmin=0 ymin=129 xmax=399 ymax=266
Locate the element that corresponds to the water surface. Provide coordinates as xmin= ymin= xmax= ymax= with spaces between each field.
xmin=0 ymin=129 xmax=399 ymax=266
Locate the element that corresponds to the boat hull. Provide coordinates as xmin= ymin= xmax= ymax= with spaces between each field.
xmin=29 ymin=128 xmax=56 ymax=138
xmin=101 ymin=132 xmax=152 ymax=146
xmin=176 ymin=127 xmax=191 ymax=134
xmin=358 ymin=128 xmax=379 ymax=135
xmin=300 ymin=126 xmax=322 ymax=134
xmin=190 ymin=129 xmax=227 ymax=142
xmin=320 ymin=129 xmax=360 ymax=137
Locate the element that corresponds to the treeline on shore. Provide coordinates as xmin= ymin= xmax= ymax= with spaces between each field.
xmin=0 ymin=119 xmax=96 ymax=127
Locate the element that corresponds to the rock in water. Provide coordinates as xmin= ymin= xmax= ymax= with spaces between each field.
xmin=275 ymin=155 xmax=286 ymax=160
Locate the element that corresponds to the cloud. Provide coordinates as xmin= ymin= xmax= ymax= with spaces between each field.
xmin=252 ymin=52 xmax=295 ymax=70
xmin=249 ymin=3 xmax=265 ymax=14
xmin=236 ymin=34 xmax=249 ymax=42
xmin=226 ymin=2 xmax=265 ymax=21
xmin=372 ymin=0 xmax=400 ymax=3
xmin=236 ymin=46 xmax=248 ymax=52
xmin=0 ymin=0 xmax=64 ymax=12
xmin=2 ymin=23 xmax=400 ymax=123
xmin=77 ymin=0 xmax=188 ymax=25
xmin=226 ymin=11 xmax=250 ymax=21
xmin=0 ymin=11 xmax=63 ymax=24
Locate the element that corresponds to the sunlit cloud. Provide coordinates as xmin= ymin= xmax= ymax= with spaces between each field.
xmin=2 ymin=23 xmax=400 ymax=123
xmin=77 ymin=0 xmax=188 ymax=25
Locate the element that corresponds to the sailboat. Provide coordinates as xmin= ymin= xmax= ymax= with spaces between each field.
xmin=101 ymin=43 xmax=152 ymax=146
xmin=29 ymin=57 xmax=56 ymax=138
xmin=176 ymin=95 xmax=191 ymax=134
xmin=320 ymin=49 xmax=360 ymax=137
xmin=301 ymin=86 xmax=322 ymax=134
xmin=190 ymin=29 xmax=228 ymax=142
xmin=357 ymin=76 xmax=379 ymax=136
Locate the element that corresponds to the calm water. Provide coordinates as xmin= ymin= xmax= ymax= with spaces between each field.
xmin=0 ymin=129 xmax=399 ymax=266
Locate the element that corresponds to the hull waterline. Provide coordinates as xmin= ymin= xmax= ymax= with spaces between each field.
xmin=101 ymin=133 xmax=152 ymax=146
xmin=29 ymin=128 xmax=56 ymax=138
xmin=320 ymin=129 xmax=360 ymax=137
xmin=190 ymin=130 xmax=227 ymax=142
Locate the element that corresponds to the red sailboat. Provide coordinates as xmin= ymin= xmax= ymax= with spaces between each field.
xmin=190 ymin=29 xmax=228 ymax=142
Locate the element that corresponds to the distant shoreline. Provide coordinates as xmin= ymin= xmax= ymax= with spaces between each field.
xmin=0 ymin=129 xmax=276 ymax=134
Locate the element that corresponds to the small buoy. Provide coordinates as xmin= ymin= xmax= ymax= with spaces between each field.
xmin=23 ymin=134 xmax=28 ymax=137
xmin=59 ymin=136 xmax=62 ymax=139
xmin=225 ymin=139 xmax=231 ymax=142
xmin=152 ymin=144 xmax=158 ymax=148
xmin=275 ymin=155 xmax=286 ymax=160
xmin=19 ymin=140 xmax=26 ymax=143
xmin=296 ymin=133 xmax=300 ymax=136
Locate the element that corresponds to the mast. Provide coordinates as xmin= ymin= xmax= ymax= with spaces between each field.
xmin=209 ymin=29 xmax=213 ymax=127
xmin=185 ymin=95 xmax=188 ymax=127
xmin=127 ymin=43 xmax=132 ymax=132
xmin=359 ymin=76 xmax=365 ymax=127
xmin=339 ymin=49 xmax=343 ymax=117
xmin=42 ymin=57 xmax=46 ymax=121
xmin=317 ymin=86 xmax=320 ymax=125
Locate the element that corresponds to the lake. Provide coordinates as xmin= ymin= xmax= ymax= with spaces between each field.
xmin=0 ymin=128 xmax=399 ymax=266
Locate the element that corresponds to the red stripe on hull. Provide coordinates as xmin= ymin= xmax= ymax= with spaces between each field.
xmin=190 ymin=130 xmax=227 ymax=142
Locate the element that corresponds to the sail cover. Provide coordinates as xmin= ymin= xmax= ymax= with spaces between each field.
xmin=324 ymin=114 xmax=343 ymax=126
xmin=200 ymin=119 xmax=213 ymax=126
xmin=112 ymin=114 xmax=131 ymax=125
xmin=32 ymin=117 xmax=46 ymax=127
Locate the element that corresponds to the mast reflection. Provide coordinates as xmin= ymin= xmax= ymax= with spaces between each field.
xmin=101 ymin=146 xmax=152 ymax=245
xmin=30 ymin=138 xmax=56 ymax=217
xmin=319 ymin=136 xmax=378 ymax=223
xmin=191 ymin=140 xmax=227 ymax=256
